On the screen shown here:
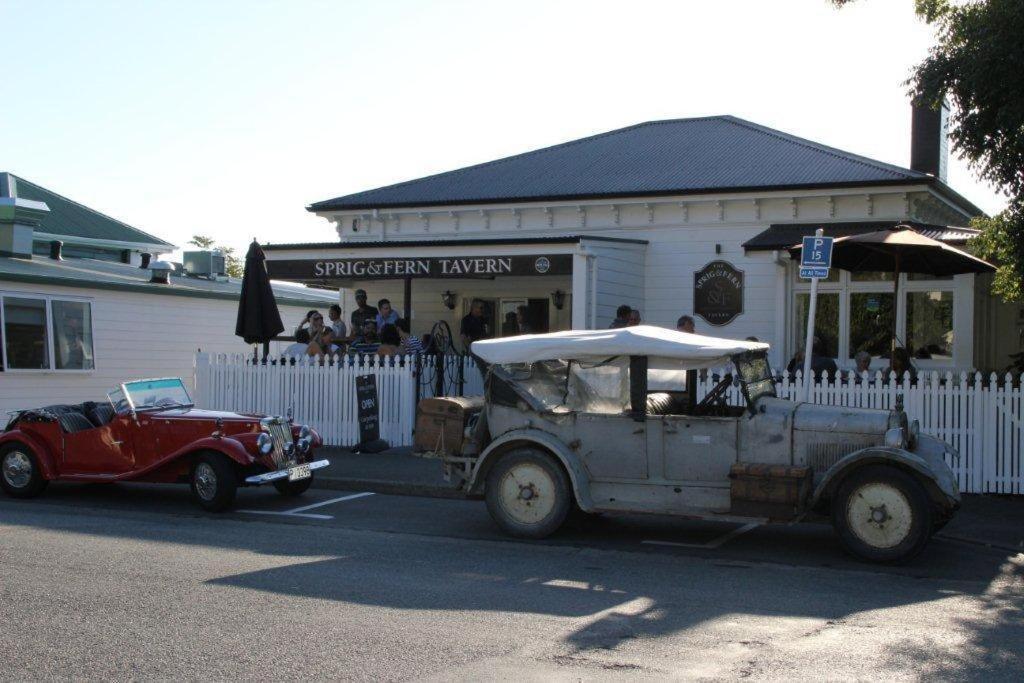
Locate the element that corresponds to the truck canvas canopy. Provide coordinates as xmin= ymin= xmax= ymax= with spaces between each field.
xmin=470 ymin=325 xmax=768 ymax=369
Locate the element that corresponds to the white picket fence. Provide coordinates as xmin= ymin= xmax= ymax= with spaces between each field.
xmin=194 ymin=353 xmax=1023 ymax=495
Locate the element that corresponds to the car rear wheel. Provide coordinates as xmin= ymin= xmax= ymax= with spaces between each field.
xmin=190 ymin=453 xmax=238 ymax=512
xmin=832 ymin=465 xmax=931 ymax=564
xmin=0 ymin=443 xmax=48 ymax=499
xmin=273 ymin=475 xmax=313 ymax=497
xmin=485 ymin=448 xmax=571 ymax=539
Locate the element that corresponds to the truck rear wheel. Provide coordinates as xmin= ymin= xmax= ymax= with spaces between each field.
xmin=832 ymin=465 xmax=931 ymax=564
xmin=485 ymin=448 xmax=571 ymax=539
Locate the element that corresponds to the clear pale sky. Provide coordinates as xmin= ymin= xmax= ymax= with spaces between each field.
xmin=1 ymin=0 xmax=1007 ymax=259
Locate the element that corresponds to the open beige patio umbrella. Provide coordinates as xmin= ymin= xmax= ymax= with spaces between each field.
xmin=790 ymin=226 xmax=995 ymax=358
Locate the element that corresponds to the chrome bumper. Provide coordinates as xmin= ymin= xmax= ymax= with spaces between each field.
xmin=244 ymin=459 xmax=330 ymax=485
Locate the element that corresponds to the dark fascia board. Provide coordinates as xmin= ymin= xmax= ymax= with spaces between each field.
xmin=263 ymin=235 xmax=647 ymax=251
xmin=0 ymin=271 xmax=332 ymax=308
xmin=306 ymin=178 xmax=946 ymax=213
xmin=928 ymin=179 xmax=985 ymax=218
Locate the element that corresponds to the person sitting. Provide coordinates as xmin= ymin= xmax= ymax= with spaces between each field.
xmin=349 ymin=320 xmax=380 ymax=356
xmin=377 ymin=324 xmax=402 ymax=358
xmin=295 ymin=309 xmax=319 ymax=337
xmin=677 ymin=315 xmax=696 ymax=334
xmin=848 ymin=350 xmax=872 ymax=382
xmin=375 ymin=298 xmax=399 ymax=331
xmin=396 ymin=318 xmax=423 ymax=355
xmin=627 ymin=309 xmax=642 ymax=326
xmin=609 ymin=304 xmax=631 ymax=329
xmin=282 ymin=329 xmax=311 ymax=359
xmin=306 ymin=312 xmax=334 ymax=357
xmin=786 ymin=337 xmax=838 ymax=380
xmin=885 ymin=347 xmax=917 ymax=383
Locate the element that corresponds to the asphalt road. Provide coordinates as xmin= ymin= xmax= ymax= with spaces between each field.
xmin=2 ymin=482 xmax=1022 ymax=680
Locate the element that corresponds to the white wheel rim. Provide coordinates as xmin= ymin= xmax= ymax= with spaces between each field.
xmin=2 ymin=451 xmax=32 ymax=489
xmin=498 ymin=462 xmax=557 ymax=525
xmin=194 ymin=462 xmax=218 ymax=501
xmin=846 ymin=481 xmax=913 ymax=549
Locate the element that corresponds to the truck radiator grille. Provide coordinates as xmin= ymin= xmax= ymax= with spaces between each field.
xmin=805 ymin=443 xmax=860 ymax=473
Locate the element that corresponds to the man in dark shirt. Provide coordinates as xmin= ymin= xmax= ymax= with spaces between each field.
xmin=609 ymin=304 xmax=631 ymax=329
xmin=350 ymin=289 xmax=378 ymax=334
xmin=460 ymin=299 xmax=490 ymax=350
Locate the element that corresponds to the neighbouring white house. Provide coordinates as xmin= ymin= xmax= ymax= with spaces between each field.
xmin=262 ymin=105 xmax=1021 ymax=373
xmin=0 ymin=172 xmax=337 ymax=414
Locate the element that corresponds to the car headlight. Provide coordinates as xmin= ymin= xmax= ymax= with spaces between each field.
xmin=884 ymin=427 xmax=907 ymax=450
xmin=257 ymin=432 xmax=274 ymax=455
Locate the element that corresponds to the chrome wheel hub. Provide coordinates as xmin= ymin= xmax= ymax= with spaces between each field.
xmin=2 ymin=451 xmax=32 ymax=489
xmin=847 ymin=482 xmax=913 ymax=549
xmin=499 ymin=463 xmax=556 ymax=525
xmin=194 ymin=462 xmax=218 ymax=501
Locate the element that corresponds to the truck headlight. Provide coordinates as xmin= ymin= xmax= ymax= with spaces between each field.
xmin=884 ymin=427 xmax=907 ymax=450
xmin=257 ymin=432 xmax=274 ymax=455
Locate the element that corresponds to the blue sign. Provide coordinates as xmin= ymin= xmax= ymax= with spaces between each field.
xmin=801 ymin=235 xmax=834 ymax=268
xmin=800 ymin=267 xmax=830 ymax=279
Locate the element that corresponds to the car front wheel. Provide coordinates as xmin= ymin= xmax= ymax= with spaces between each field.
xmin=190 ymin=453 xmax=238 ymax=512
xmin=0 ymin=443 xmax=48 ymax=499
xmin=832 ymin=465 xmax=931 ymax=564
xmin=485 ymin=448 xmax=571 ymax=539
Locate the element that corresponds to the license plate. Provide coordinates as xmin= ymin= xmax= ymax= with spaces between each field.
xmin=288 ymin=464 xmax=311 ymax=481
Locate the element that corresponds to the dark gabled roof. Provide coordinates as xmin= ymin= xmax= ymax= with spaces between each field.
xmin=262 ymin=235 xmax=647 ymax=251
xmin=742 ymin=221 xmax=981 ymax=252
xmin=309 ymin=116 xmax=955 ymax=212
xmin=0 ymin=172 xmax=175 ymax=249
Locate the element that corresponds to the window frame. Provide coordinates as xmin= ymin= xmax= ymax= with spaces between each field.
xmin=0 ymin=291 xmax=97 ymax=374
xmin=790 ymin=266 xmax=959 ymax=370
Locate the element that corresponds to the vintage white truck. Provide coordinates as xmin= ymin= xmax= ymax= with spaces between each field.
xmin=414 ymin=326 xmax=960 ymax=564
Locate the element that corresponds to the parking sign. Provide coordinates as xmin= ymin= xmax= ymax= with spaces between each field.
xmin=801 ymin=235 xmax=834 ymax=268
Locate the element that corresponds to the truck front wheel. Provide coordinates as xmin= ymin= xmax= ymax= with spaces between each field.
xmin=832 ymin=465 xmax=932 ymax=564
xmin=485 ymin=448 xmax=571 ymax=539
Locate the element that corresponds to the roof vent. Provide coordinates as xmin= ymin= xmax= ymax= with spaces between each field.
xmin=149 ymin=260 xmax=173 ymax=284
xmin=49 ymin=240 xmax=63 ymax=260
xmin=139 ymin=252 xmax=152 ymax=269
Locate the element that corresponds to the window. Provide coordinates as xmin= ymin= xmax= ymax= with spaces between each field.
xmin=849 ymin=292 xmax=895 ymax=359
xmin=794 ymin=292 xmax=840 ymax=358
xmin=0 ymin=293 xmax=95 ymax=371
xmin=907 ymin=291 xmax=953 ymax=361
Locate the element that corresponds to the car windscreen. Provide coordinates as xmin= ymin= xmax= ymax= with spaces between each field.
xmin=122 ymin=378 xmax=193 ymax=410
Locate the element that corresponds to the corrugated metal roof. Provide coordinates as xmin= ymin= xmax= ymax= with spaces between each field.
xmin=742 ymin=221 xmax=981 ymax=251
xmin=263 ymin=235 xmax=647 ymax=251
xmin=0 ymin=173 xmax=174 ymax=248
xmin=0 ymin=255 xmax=337 ymax=307
xmin=310 ymin=116 xmax=934 ymax=212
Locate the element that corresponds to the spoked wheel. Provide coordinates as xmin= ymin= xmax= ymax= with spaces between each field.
xmin=273 ymin=475 xmax=313 ymax=497
xmin=832 ymin=465 xmax=931 ymax=564
xmin=485 ymin=448 xmax=571 ymax=539
xmin=0 ymin=444 xmax=48 ymax=499
xmin=429 ymin=320 xmax=455 ymax=354
xmin=190 ymin=453 xmax=238 ymax=512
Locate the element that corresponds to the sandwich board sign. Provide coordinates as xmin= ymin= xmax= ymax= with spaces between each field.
xmin=799 ymin=234 xmax=833 ymax=279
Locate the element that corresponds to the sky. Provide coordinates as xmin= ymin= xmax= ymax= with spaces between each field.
xmin=1 ymin=0 xmax=1008 ymax=260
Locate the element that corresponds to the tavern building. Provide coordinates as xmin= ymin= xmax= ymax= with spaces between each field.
xmin=264 ymin=109 xmax=1020 ymax=372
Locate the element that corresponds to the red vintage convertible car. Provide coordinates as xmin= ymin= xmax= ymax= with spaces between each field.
xmin=0 ymin=378 xmax=328 ymax=511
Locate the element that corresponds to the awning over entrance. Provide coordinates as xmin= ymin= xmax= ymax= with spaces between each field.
xmin=742 ymin=221 xmax=980 ymax=252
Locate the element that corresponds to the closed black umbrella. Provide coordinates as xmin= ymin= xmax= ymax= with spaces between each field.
xmin=235 ymin=240 xmax=284 ymax=356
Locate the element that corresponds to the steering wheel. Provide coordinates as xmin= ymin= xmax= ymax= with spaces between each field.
xmin=695 ymin=373 xmax=733 ymax=415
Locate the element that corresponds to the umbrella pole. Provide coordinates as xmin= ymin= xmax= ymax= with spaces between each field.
xmin=891 ymin=254 xmax=900 ymax=361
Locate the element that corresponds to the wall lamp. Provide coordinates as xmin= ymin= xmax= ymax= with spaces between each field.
xmin=441 ymin=290 xmax=457 ymax=310
xmin=551 ymin=289 xmax=566 ymax=310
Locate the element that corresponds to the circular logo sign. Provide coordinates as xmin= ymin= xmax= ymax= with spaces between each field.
xmin=534 ymin=257 xmax=551 ymax=274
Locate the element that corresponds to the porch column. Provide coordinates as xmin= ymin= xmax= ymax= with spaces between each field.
xmin=571 ymin=252 xmax=590 ymax=329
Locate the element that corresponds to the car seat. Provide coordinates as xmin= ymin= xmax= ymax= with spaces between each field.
xmin=42 ymin=404 xmax=96 ymax=434
xmin=81 ymin=401 xmax=116 ymax=428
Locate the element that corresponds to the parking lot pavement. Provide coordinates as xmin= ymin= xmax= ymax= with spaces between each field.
xmin=4 ymin=480 xmax=1018 ymax=583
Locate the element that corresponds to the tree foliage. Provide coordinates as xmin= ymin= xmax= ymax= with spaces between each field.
xmin=835 ymin=0 xmax=1024 ymax=301
xmin=187 ymin=235 xmax=243 ymax=278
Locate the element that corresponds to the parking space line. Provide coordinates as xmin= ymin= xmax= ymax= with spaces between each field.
xmin=237 ymin=492 xmax=376 ymax=521
xmin=641 ymin=523 xmax=760 ymax=550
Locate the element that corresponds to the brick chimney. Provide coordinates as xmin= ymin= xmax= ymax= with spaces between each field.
xmin=910 ymin=101 xmax=950 ymax=183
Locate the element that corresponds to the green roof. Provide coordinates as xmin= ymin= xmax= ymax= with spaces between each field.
xmin=0 ymin=255 xmax=337 ymax=308
xmin=0 ymin=172 xmax=175 ymax=249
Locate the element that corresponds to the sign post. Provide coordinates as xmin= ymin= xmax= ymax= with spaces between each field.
xmin=798 ymin=229 xmax=833 ymax=402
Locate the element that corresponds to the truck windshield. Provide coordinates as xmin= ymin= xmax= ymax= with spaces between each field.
xmin=734 ymin=352 xmax=776 ymax=406
xmin=118 ymin=378 xmax=194 ymax=412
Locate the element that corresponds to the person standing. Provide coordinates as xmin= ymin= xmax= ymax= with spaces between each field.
xmin=627 ymin=309 xmax=642 ymax=326
xmin=328 ymin=304 xmax=347 ymax=341
xmin=350 ymin=289 xmax=378 ymax=333
xmin=460 ymin=299 xmax=490 ymax=350
xmin=515 ymin=305 xmax=533 ymax=334
xmin=375 ymin=298 xmax=400 ymax=331
xmin=609 ymin=304 xmax=631 ymax=329
xmin=677 ymin=315 xmax=695 ymax=334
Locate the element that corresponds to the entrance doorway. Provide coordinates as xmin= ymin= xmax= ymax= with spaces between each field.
xmin=497 ymin=298 xmax=550 ymax=336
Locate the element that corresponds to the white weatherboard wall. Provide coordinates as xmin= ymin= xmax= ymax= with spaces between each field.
xmin=0 ymin=281 xmax=324 ymax=414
